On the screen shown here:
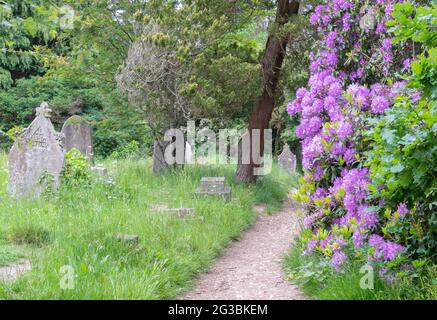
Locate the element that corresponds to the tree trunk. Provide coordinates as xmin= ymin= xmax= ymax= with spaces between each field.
xmin=235 ymin=0 xmax=300 ymax=183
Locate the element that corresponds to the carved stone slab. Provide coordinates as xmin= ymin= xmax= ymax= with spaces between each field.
xmin=8 ymin=102 xmax=65 ymax=197
xmin=61 ymin=115 xmax=93 ymax=163
xmin=195 ymin=177 xmax=231 ymax=202
xmin=278 ymin=144 xmax=296 ymax=174
xmin=166 ymin=208 xmax=195 ymax=217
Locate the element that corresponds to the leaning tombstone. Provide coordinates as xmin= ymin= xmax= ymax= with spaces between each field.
xmin=8 ymin=102 xmax=65 ymax=197
xmin=61 ymin=115 xmax=93 ymax=163
xmin=277 ymin=144 xmax=297 ymax=174
xmin=195 ymin=177 xmax=232 ymax=202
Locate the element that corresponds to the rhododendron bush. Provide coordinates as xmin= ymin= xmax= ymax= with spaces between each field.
xmin=288 ymin=0 xmax=436 ymax=279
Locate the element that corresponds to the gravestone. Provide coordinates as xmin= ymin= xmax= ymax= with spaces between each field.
xmin=152 ymin=140 xmax=172 ymax=173
xmin=278 ymin=144 xmax=296 ymax=174
xmin=61 ymin=115 xmax=93 ymax=163
xmin=114 ymin=234 xmax=139 ymax=247
xmin=195 ymin=177 xmax=231 ymax=202
xmin=165 ymin=207 xmax=195 ymax=218
xmin=91 ymin=165 xmax=108 ymax=177
xmin=8 ymin=102 xmax=65 ymax=197
xmin=149 ymin=203 xmax=194 ymax=218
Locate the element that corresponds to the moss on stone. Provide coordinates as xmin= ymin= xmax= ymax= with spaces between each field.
xmin=65 ymin=115 xmax=88 ymax=126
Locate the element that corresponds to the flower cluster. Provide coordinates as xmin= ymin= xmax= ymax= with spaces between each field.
xmin=289 ymin=0 xmax=415 ymax=273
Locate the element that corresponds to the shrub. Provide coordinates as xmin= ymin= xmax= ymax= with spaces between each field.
xmin=288 ymin=0 xmax=435 ymax=281
xmin=110 ymin=141 xmax=141 ymax=160
xmin=365 ymin=2 xmax=437 ymax=263
xmin=9 ymin=226 xmax=50 ymax=246
xmin=62 ymin=148 xmax=92 ymax=186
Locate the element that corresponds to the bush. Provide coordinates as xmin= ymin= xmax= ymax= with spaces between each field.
xmin=110 ymin=141 xmax=142 ymax=160
xmin=9 ymin=226 xmax=50 ymax=246
xmin=62 ymin=148 xmax=92 ymax=186
xmin=288 ymin=0 xmax=436 ymax=282
xmin=365 ymin=3 xmax=437 ymax=263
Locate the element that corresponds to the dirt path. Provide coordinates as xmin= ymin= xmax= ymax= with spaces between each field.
xmin=181 ymin=196 xmax=306 ymax=300
xmin=0 ymin=259 xmax=31 ymax=282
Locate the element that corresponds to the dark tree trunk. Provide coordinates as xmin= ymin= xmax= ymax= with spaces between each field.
xmin=235 ymin=0 xmax=300 ymax=183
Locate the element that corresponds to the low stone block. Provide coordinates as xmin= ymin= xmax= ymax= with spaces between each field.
xmin=114 ymin=234 xmax=139 ymax=247
xmin=195 ymin=187 xmax=232 ymax=202
xmin=166 ymin=208 xmax=195 ymax=217
xmin=92 ymin=165 xmax=108 ymax=177
xmin=195 ymin=177 xmax=232 ymax=202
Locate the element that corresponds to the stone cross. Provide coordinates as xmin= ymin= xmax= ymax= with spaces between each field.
xmin=61 ymin=115 xmax=93 ymax=163
xmin=278 ymin=144 xmax=296 ymax=174
xmin=8 ymin=102 xmax=65 ymax=197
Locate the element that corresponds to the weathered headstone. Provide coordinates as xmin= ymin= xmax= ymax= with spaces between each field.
xmin=195 ymin=177 xmax=232 ymax=202
xmin=8 ymin=102 xmax=65 ymax=197
xmin=61 ymin=115 xmax=93 ymax=163
xmin=152 ymin=140 xmax=172 ymax=173
xmin=91 ymin=165 xmax=108 ymax=177
xmin=278 ymin=144 xmax=296 ymax=174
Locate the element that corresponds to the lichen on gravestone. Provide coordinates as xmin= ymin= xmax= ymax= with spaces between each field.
xmin=277 ymin=144 xmax=297 ymax=174
xmin=61 ymin=115 xmax=93 ymax=163
xmin=8 ymin=102 xmax=65 ymax=197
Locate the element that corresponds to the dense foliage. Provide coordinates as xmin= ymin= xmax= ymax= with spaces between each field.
xmin=116 ymin=0 xmax=273 ymax=134
xmin=0 ymin=0 xmax=153 ymax=156
xmin=0 ymin=0 xmax=67 ymax=89
xmin=288 ymin=0 xmax=436 ymax=281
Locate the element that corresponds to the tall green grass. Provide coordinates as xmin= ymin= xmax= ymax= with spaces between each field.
xmin=0 ymin=152 xmax=295 ymax=299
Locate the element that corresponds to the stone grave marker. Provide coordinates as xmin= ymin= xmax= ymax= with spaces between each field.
xmin=61 ymin=115 xmax=93 ymax=163
xmin=278 ymin=144 xmax=296 ymax=174
xmin=8 ymin=102 xmax=65 ymax=197
xmin=195 ymin=177 xmax=231 ymax=202
xmin=114 ymin=234 xmax=139 ymax=247
xmin=150 ymin=203 xmax=194 ymax=218
xmin=91 ymin=165 xmax=108 ymax=177
xmin=153 ymin=140 xmax=172 ymax=173
xmin=166 ymin=207 xmax=195 ymax=218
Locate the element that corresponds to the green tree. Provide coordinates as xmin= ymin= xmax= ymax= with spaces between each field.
xmin=0 ymin=0 xmax=71 ymax=88
xmin=116 ymin=0 xmax=274 ymax=137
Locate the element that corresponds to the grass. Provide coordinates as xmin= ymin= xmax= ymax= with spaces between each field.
xmin=284 ymin=239 xmax=437 ymax=300
xmin=0 ymin=152 xmax=296 ymax=299
xmin=0 ymin=244 xmax=27 ymax=267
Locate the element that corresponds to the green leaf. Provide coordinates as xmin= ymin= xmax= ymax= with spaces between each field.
xmin=391 ymin=163 xmax=404 ymax=173
xmin=24 ymin=18 xmax=37 ymax=37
